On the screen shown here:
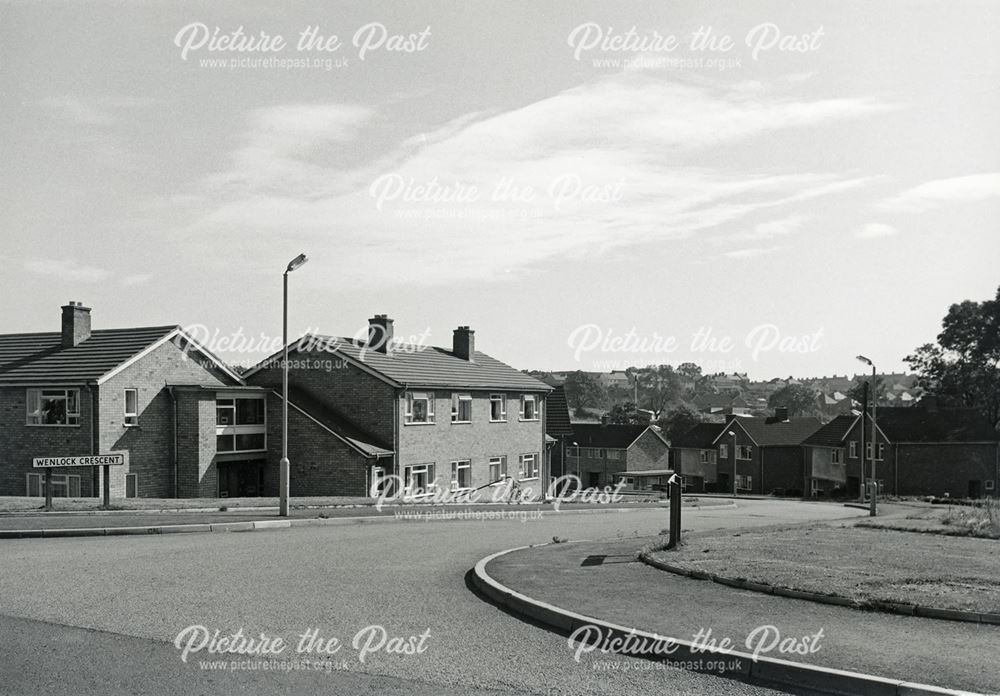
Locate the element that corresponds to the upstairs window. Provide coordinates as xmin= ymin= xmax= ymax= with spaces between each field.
xmin=26 ymin=389 xmax=80 ymax=426
xmin=719 ymin=444 xmax=728 ymax=459
xmin=405 ymin=392 xmax=435 ymax=424
xmin=736 ymin=445 xmax=753 ymax=460
xmin=831 ymin=448 xmax=842 ymax=464
xmin=216 ymin=395 xmax=266 ymax=452
xmin=451 ymin=393 xmax=473 ymax=423
xmin=849 ymin=441 xmax=858 ymax=458
xmin=520 ymin=394 xmax=539 ymax=421
xmin=124 ymin=389 xmax=139 ymax=426
xmin=489 ymin=394 xmax=507 ymax=422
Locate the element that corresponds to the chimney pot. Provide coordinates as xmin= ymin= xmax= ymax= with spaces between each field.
xmin=367 ymin=314 xmax=394 ymax=354
xmin=453 ymin=325 xmax=475 ymax=361
xmin=61 ymin=302 xmax=92 ymax=348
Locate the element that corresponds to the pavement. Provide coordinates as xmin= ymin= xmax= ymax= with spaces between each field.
xmin=0 ymin=498 xmax=859 ymax=696
xmin=482 ymin=537 xmax=1000 ymax=695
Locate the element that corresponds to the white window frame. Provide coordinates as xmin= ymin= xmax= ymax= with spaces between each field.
xmin=606 ymin=449 xmax=622 ymax=460
xmin=519 ymin=453 xmax=539 ymax=480
xmin=737 ymin=445 xmax=753 ymax=460
xmin=26 ymin=388 xmax=81 ymax=426
xmin=404 ymin=391 xmax=435 ymax=425
xmin=699 ymin=450 xmax=709 ymax=464
xmin=520 ymin=394 xmax=539 ymax=421
xmin=124 ymin=388 xmax=139 ymax=426
xmin=488 ymin=456 xmax=507 ymax=484
xmin=985 ymin=480 xmax=995 ymax=491
xmin=719 ymin=444 xmax=728 ymax=459
xmin=403 ymin=463 xmax=436 ymax=493
xmin=125 ymin=473 xmax=138 ymax=498
xmin=735 ymin=474 xmax=753 ymax=491
xmin=216 ymin=394 xmax=267 ymax=453
xmin=489 ymin=393 xmax=507 ymax=422
xmin=450 ymin=460 xmax=472 ymax=490
xmin=451 ymin=393 xmax=473 ymax=423
xmin=849 ymin=441 xmax=858 ymax=459
xmin=865 ymin=442 xmax=886 ymax=461
xmin=25 ymin=473 xmax=80 ymax=497
xmin=831 ymin=448 xmax=842 ymax=464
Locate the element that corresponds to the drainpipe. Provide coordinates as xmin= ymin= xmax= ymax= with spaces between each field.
xmin=894 ymin=444 xmax=899 ymax=497
xmin=168 ymin=387 xmax=178 ymax=498
xmin=90 ymin=384 xmax=98 ymax=497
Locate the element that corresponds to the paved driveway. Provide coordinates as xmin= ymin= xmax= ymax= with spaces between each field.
xmin=0 ymin=499 xmax=861 ymax=695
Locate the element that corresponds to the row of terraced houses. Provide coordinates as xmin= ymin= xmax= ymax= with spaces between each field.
xmin=0 ymin=302 xmax=997 ymax=500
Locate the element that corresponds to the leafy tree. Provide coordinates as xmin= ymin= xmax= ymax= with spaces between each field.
xmin=906 ymin=286 xmax=1000 ymax=428
xmin=608 ymin=401 xmax=648 ymax=425
xmin=767 ymin=384 xmax=818 ymax=418
xmin=563 ymin=371 xmax=607 ymax=412
xmin=655 ymin=406 xmax=701 ymax=442
xmin=847 ymin=376 xmax=888 ymax=409
xmin=634 ymin=365 xmax=682 ymax=417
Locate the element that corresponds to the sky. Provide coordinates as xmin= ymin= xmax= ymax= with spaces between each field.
xmin=1 ymin=0 xmax=999 ymax=380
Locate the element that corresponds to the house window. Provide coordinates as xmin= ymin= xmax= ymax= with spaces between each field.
xmin=405 ymin=392 xmax=435 ymax=424
xmin=450 ymin=460 xmax=472 ymax=490
xmin=865 ymin=442 xmax=886 ymax=461
xmin=985 ymin=480 xmax=995 ymax=491
xmin=26 ymin=389 xmax=80 ymax=426
xmin=25 ymin=473 xmax=80 ymax=497
xmin=489 ymin=456 xmax=507 ymax=483
xmin=520 ymin=394 xmax=539 ymax=421
xmin=831 ymin=448 xmax=842 ymax=464
xmin=606 ymin=449 xmax=622 ymax=460
xmin=216 ymin=395 xmax=266 ymax=453
xmin=519 ymin=453 xmax=539 ymax=480
xmin=719 ymin=444 xmax=728 ymax=459
xmin=451 ymin=393 xmax=473 ymax=423
xmin=735 ymin=474 xmax=752 ymax=490
xmin=566 ymin=447 xmax=579 ymax=457
xmin=124 ymin=388 xmax=139 ymax=426
xmin=125 ymin=473 xmax=138 ymax=498
xmin=849 ymin=441 xmax=858 ymax=458
xmin=737 ymin=445 xmax=753 ymax=460
xmin=489 ymin=394 xmax=507 ymax=422
xmin=403 ymin=463 xmax=436 ymax=493
xmin=700 ymin=450 xmax=709 ymax=464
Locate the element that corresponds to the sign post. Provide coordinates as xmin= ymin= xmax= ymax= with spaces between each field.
xmin=667 ymin=472 xmax=683 ymax=548
xmin=32 ymin=453 xmax=128 ymax=510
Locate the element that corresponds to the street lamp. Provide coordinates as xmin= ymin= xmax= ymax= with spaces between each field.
xmin=280 ymin=253 xmax=309 ymax=517
xmin=857 ymin=355 xmax=877 ymax=517
xmin=728 ymin=430 xmax=737 ymax=497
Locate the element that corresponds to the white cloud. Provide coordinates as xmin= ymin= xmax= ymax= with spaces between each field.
xmin=723 ymin=246 xmax=784 ymax=259
xmin=879 ymin=173 xmax=1000 ymax=212
xmin=855 ymin=223 xmax=897 ymax=239
xmin=725 ymin=215 xmax=810 ymax=242
xmin=24 ymin=259 xmax=108 ymax=282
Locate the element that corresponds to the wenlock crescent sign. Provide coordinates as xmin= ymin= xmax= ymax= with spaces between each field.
xmin=32 ymin=453 xmax=128 ymax=468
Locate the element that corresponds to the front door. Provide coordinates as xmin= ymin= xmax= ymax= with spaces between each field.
xmin=587 ymin=472 xmax=601 ymax=488
xmin=218 ymin=461 xmax=264 ymax=498
xmin=969 ymin=480 xmax=982 ymax=499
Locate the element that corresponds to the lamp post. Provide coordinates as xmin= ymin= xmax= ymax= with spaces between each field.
xmin=728 ymin=430 xmax=737 ymax=496
xmin=857 ymin=355 xmax=877 ymax=517
xmin=280 ymin=253 xmax=309 ymax=517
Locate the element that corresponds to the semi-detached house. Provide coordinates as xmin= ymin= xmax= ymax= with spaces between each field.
xmin=244 ymin=315 xmax=552 ymax=498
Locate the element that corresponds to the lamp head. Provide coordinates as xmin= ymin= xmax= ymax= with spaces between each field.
xmin=728 ymin=430 xmax=735 ymax=437
xmin=286 ymin=253 xmax=309 ymax=273
xmin=856 ymin=354 xmax=873 ymax=366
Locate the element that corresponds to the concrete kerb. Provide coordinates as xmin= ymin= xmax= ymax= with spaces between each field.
xmin=472 ymin=543 xmax=980 ymax=696
xmin=638 ymin=551 xmax=1000 ymax=626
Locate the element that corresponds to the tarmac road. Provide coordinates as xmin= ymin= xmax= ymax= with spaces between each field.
xmin=0 ymin=499 xmax=862 ymax=696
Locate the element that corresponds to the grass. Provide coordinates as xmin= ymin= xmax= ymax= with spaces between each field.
xmin=857 ymin=499 xmax=1000 ymax=539
xmin=653 ymin=523 xmax=1000 ymax=614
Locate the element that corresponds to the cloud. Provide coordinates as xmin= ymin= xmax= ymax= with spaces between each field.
xmin=38 ymin=95 xmax=154 ymax=126
xmin=183 ymin=72 xmax=891 ymax=286
xmin=121 ymin=273 xmax=154 ymax=287
xmin=723 ymin=246 xmax=784 ymax=259
xmin=24 ymin=259 xmax=108 ymax=282
xmin=855 ymin=223 xmax=897 ymax=239
xmin=879 ymin=173 xmax=1000 ymax=212
xmin=724 ymin=214 xmax=809 ymax=242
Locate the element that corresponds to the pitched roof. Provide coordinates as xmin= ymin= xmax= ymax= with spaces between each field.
xmin=545 ymin=385 xmax=573 ymax=437
xmin=672 ymin=422 xmax=726 ymax=449
xmin=280 ymin=386 xmax=393 ymax=457
xmin=873 ymin=407 xmax=999 ymax=443
xmin=723 ymin=416 xmax=823 ymax=447
xmin=274 ymin=335 xmax=550 ymax=391
xmin=0 ymin=326 xmax=180 ymax=385
xmin=802 ymin=414 xmax=857 ymax=447
xmin=571 ymin=423 xmax=665 ymax=449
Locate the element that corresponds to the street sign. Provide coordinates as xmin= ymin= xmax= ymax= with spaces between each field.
xmin=32 ymin=453 xmax=128 ymax=468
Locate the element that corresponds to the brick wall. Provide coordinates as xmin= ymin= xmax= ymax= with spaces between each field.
xmin=894 ymin=443 xmax=998 ymax=498
xmin=625 ymin=429 xmax=670 ymax=471
xmin=759 ymin=445 xmax=805 ymax=495
xmin=174 ymin=389 xmax=220 ymax=497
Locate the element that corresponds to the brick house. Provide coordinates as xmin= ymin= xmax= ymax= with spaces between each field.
xmin=710 ymin=409 xmax=821 ymax=495
xmin=244 ymin=315 xmax=551 ymax=498
xmin=835 ymin=405 xmax=998 ymax=498
xmin=564 ymin=423 xmax=671 ymax=491
xmin=0 ymin=302 xmax=253 ymax=498
xmin=545 ymin=385 xmax=574 ymax=478
xmin=670 ymin=422 xmax=723 ymax=493
xmin=801 ymin=414 xmax=855 ymax=497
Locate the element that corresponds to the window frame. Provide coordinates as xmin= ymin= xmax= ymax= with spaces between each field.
xmin=450 ymin=459 xmax=472 ymax=491
xmin=489 ymin=393 xmax=507 ymax=422
xmin=849 ymin=441 xmax=858 ymax=459
xmin=488 ymin=456 xmax=508 ymax=484
xmin=216 ymin=394 xmax=267 ymax=454
xmin=451 ymin=393 xmax=473 ymax=424
xmin=735 ymin=474 xmax=753 ymax=491
xmin=25 ymin=388 xmax=81 ymax=427
xmin=736 ymin=445 xmax=753 ymax=460
xmin=719 ymin=443 xmax=728 ymax=459
xmin=404 ymin=391 xmax=435 ymax=425
xmin=124 ymin=388 xmax=139 ymax=427
xmin=403 ymin=463 xmax=436 ymax=493
xmin=520 ymin=394 xmax=539 ymax=421
xmin=831 ymin=448 xmax=842 ymax=464
xmin=125 ymin=473 xmax=138 ymax=498
xmin=519 ymin=453 xmax=540 ymax=480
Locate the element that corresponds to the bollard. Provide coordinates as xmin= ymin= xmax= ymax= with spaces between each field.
xmin=668 ymin=473 xmax=682 ymax=548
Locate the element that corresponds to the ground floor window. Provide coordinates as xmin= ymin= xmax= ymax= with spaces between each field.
xmin=450 ymin=460 xmax=472 ymax=490
xmin=488 ymin=456 xmax=507 ymax=483
xmin=403 ymin=463 xmax=436 ymax=493
xmin=25 ymin=473 xmax=81 ymax=497
xmin=125 ymin=473 xmax=138 ymax=498
xmin=519 ymin=453 xmax=539 ymax=480
xmin=735 ymin=474 xmax=753 ymax=491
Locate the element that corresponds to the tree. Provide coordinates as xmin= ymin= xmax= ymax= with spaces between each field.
xmin=847 ymin=376 xmax=888 ymax=408
xmin=608 ymin=401 xmax=647 ymax=425
xmin=906 ymin=286 xmax=1000 ymax=428
xmin=767 ymin=384 xmax=818 ymax=418
xmin=563 ymin=371 xmax=606 ymax=412
xmin=634 ymin=365 xmax=682 ymax=417
xmin=655 ymin=406 xmax=701 ymax=442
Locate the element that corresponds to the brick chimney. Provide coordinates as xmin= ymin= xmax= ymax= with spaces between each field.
xmin=61 ymin=301 xmax=91 ymax=348
xmin=367 ymin=314 xmax=394 ymax=354
xmin=453 ymin=325 xmax=475 ymax=361
xmin=774 ymin=406 xmax=789 ymax=422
